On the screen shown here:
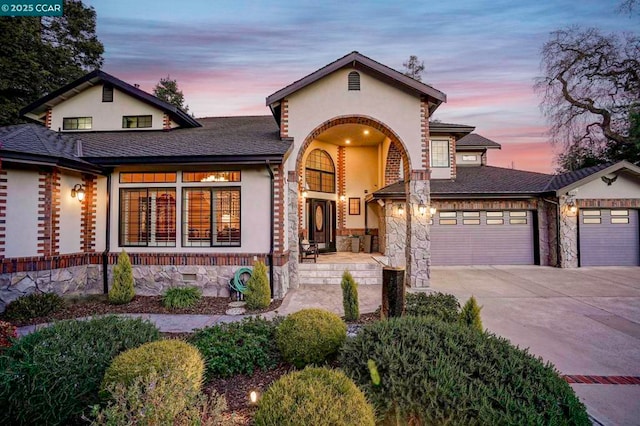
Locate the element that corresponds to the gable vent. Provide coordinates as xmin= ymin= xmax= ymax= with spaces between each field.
xmin=348 ymin=71 xmax=360 ymax=91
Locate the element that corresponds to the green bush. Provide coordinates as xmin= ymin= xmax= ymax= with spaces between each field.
xmin=109 ymin=250 xmax=135 ymax=305
xmin=3 ymin=292 xmax=64 ymax=321
xmin=245 ymin=261 xmax=271 ymax=310
xmin=405 ymin=291 xmax=460 ymax=322
xmin=254 ymin=367 xmax=375 ymax=426
xmin=340 ymin=316 xmax=589 ymax=425
xmin=162 ymin=286 xmax=202 ymax=309
xmin=341 ymin=270 xmax=359 ymax=321
xmin=0 ymin=316 xmax=160 ymax=425
xmin=93 ymin=373 xmax=228 ymax=426
xmin=276 ymin=309 xmax=346 ymax=368
xmin=459 ymin=295 xmax=483 ymax=332
xmin=189 ymin=316 xmax=280 ymax=379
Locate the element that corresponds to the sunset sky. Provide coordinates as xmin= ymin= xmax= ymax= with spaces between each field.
xmin=84 ymin=0 xmax=637 ymax=174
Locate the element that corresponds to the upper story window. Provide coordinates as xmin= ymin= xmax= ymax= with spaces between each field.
xmin=123 ymin=115 xmax=152 ymax=128
xmin=120 ymin=172 xmax=177 ymax=183
xmin=430 ymin=140 xmax=450 ymax=167
xmin=348 ymin=71 xmax=360 ymax=91
xmin=63 ymin=117 xmax=92 ymax=130
xmin=305 ymin=149 xmax=335 ymax=193
xmin=102 ymin=84 xmax=114 ymax=102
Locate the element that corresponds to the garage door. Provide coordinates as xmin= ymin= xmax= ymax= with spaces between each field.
xmin=579 ymin=209 xmax=640 ymax=266
xmin=431 ymin=210 xmax=536 ymax=265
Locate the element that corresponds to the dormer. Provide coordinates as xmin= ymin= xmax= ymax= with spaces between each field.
xmin=455 ymin=133 xmax=501 ymax=167
xmin=20 ymin=70 xmax=200 ymax=132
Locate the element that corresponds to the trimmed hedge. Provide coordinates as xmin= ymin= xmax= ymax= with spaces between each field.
xmin=276 ymin=309 xmax=346 ymax=368
xmin=245 ymin=261 xmax=271 ymax=310
xmin=340 ymin=316 xmax=589 ymax=425
xmin=0 ymin=316 xmax=160 ymax=425
xmin=162 ymin=286 xmax=202 ymax=309
xmin=189 ymin=316 xmax=280 ymax=379
xmin=404 ymin=291 xmax=460 ymax=322
xmin=109 ymin=250 xmax=135 ymax=305
xmin=254 ymin=367 xmax=375 ymax=426
xmin=3 ymin=292 xmax=64 ymax=321
xmin=341 ymin=270 xmax=359 ymax=321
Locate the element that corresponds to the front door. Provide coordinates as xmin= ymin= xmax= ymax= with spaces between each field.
xmin=308 ymin=199 xmax=336 ymax=252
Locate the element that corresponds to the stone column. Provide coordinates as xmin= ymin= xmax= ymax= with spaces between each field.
xmin=406 ymin=170 xmax=431 ymax=288
xmin=383 ymin=202 xmax=406 ymax=268
xmin=558 ymin=195 xmax=578 ymax=268
xmin=287 ymin=171 xmax=300 ymax=289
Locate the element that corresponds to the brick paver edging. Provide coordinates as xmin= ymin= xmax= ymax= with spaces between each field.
xmin=563 ymin=375 xmax=640 ymax=385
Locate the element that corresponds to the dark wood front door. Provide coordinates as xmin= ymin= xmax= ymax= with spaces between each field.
xmin=307 ymin=199 xmax=336 ymax=252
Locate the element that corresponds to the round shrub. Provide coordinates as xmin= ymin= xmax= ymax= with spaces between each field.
xmin=189 ymin=316 xmax=280 ymax=378
xmin=3 ymin=292 xmax=64 ymax=322
xmin=0 ymin=315 xmax=160 ymax=425
xmin=404 ymin=291 xmax=460 ymax=322
xmin=254 ymin=367 xmax=375 ymax=426
xmin=276 ymin=309 xmax=346 ymax=368
xmin=339 ymin=316 xmax=590 ymax=425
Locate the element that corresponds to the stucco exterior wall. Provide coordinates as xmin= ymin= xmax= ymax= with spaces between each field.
xmin=110 ymin=166 xmax=271 ymax=253
xmin=50 ymin=84 xmax=166 ymax=132
xmin=5 ymin=169 xmax=39 ymax=257
xmin=285 ymin=68 xmax=421 ymax=172
xmin=58 ymin=172 xmax=82 ymax=254
xmin=455 ymin=151 xmax=483 ymax=166
xmin=345 ymin=146 xmax=379 ymax=229
xmin=574 ymin=173 xmax=640 ymax=199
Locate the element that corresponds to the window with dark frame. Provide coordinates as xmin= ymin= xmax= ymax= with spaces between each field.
xmin=120 ymin=188 xmax=176 ymax=247
xmin=305 ymin=149 xmax=335 ymax=193
xmin=120 ymin=172 xmax=177 ymax=183
xmin=102 ymin=84 xmax=114 ymax=102
xmin=63 ymin=117 xmax=92 ymax=130
xmin=349 ymin=197 xmax=361 ymax=215
xmin=348 ymin=71 xmax=360 ymax=90
xmin=123 ymin=115 xmax=152 ymax=128
xmin=182 ymin=188 xmax=241 ymax=247
xmin=430 ymin=140 xmax=450 ymax=167
xmin=182 ymin=171 xmax=241 ymax=182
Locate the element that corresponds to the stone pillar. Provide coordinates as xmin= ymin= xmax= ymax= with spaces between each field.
xmin=383 ymin=202 xmax=406 ymax=267
xmin=287 ymin=171 xmax=300 ymax=289
xmin=558 ymin=195 xmax=578 ymax=268
xmin=537 ymin=200 xmax=558 ymax=267
xmin=406 ymin=170 xmax=430 ymax=288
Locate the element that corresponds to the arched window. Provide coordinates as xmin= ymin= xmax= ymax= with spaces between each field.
xmin=305 ymin=149 xmax=335 ymax=193
xmin=348 ymin=71 xmax=360 ymax=91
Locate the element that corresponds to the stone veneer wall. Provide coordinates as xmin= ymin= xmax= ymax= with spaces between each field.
xmin=558 ymin=195 xmax=579 ymax=268
xmin=384 ymin=201 xmax=407 ymax=267
xmin=287 ymin=172 xmax=300 ymax=290
xmin=406 ymin=172 xmax=430 ymax=288
xmin=538 ymin=199 xmax=558 ymax=267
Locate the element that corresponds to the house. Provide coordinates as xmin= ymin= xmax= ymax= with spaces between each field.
xmin=1 ymin=52 xmax=639 ymax=312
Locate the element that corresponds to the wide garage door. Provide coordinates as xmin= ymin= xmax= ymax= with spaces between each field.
xmin=431 ymin=210 xmax=536 ymax=265
xmin=579 ymin=209 xmax=640 ymax=266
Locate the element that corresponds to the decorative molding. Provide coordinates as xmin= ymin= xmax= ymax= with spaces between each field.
xmin=0 ymin=162 xmax=6 ymax=259
xmin=280 ymin=99 xmax=289 ymax=138
xmin=337 ymin=146 xmax=346 ymax=229
xmin=420 ymin=97 xmax=430 ymax=169
xmin=80 ymin=174 xmax=97 ymax=252
xmin=37 ymin=169 xmax=60 ymax=256
xmin=576 ymin=198 xmax=640 ymax=208
xmin=432 ymin=199 xmax=539 ymax=210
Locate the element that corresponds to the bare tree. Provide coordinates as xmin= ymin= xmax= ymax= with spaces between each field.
xmin=617 ymin=0 xmax=638 ymax=15
xmin=402 ymin=55 xmax=425 ymax=81
xmin=535 ymin=26 xmax=640 ymax=169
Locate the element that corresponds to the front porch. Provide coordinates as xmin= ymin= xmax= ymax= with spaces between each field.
xmin=297 ymin=252 xmax=385 ymax=285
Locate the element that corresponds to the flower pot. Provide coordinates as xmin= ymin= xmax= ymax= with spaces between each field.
xmin=351 ymin=237 xmax=360 ymax=253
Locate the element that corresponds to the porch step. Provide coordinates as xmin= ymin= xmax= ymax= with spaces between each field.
xmin=298 ymin=262 xmax=383 ymax=285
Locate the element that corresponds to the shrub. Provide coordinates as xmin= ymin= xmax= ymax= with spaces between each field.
xmin=340 ymin=316 xmax=589 ymax=425
xmin=341 ymin=270 xmax=359 ymax=321
xmin=459 ymin=295 xmax=483 ymax=332
xmin=109 ymin=250 xmax=135 ymax=305
xmin=189 ymin=316 xmax=280 ymax=378
xmin=3 ymin=292 xmax=64 ymax=321
xmin=245 ymin=260 xmax=271 ymax=310
xmin=162 ymin=286 xmax=202 ymax=309
xmin=93 ymin=373 xmax=228 ymax=426
xmin=0 ymin=316 xmax=160 ymax=425
xmin=0 ymin=321 xmax=17 ymax=348
xmin=404 ymin=291 xmax=460 ymax=322
xmin=254 ymin=367 xmax=375 ymax=426
xmin=276 ymin=309 xmax=346 ymax=368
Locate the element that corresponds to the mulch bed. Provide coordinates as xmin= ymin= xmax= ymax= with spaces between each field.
xmin=3 ymin=295 xmax=282 ymax=327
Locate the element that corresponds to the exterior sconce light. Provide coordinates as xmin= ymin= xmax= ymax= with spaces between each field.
xmin=429 ymin=206 xmax=437 ymax=216
xmin=568 ymin=202 xmax=577 ymax=214
xmin=397 ymin=204 xmax=405 ymax=215
xmin=418 ymin=202 xmax=427 ymax=215
xmin=301 ymin=183 xmax=309 ymax=198
xmin=71 ymin=184 xmax=85 ymax=202
xmin=339 ymin=194 xmax=346 ymax=202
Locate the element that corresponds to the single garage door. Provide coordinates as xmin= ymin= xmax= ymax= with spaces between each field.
xmin=431 ymin=210 xmax=536 ymax=265
xmin=579 ymin=209 xmax=640 ymax=266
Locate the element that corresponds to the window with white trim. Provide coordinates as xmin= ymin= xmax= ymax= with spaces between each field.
xmin=430 ymin=140 xmax=450 ymax=167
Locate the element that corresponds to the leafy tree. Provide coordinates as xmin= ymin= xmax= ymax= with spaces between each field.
xmin=0 ymin=0 xmax=103 ymax=125
xmin=535 ymin=25 xmax=639 ymax=170
xmin=402 ymin=55 xmax=425 ymax=81
xmin=153 ymin=75 xmax=189 ymax=112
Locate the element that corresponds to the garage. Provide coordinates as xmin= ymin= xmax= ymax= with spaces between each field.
xmin=579 ymin=209 xmax=640 ymax=266
xmin=430 ymin=210 xmax=537 ymax=265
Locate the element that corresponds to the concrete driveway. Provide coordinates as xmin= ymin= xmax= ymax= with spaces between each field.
xmin=431 ymin=266 xmax=640 ymax=426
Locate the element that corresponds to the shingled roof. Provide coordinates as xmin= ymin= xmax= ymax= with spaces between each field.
xmin=456 ymin=133 xmax=501 ymax=149
xmin=545 ymin=163 xmax=612 ymax=191
xmin=0 ymin=124 xmax=101 ymax=172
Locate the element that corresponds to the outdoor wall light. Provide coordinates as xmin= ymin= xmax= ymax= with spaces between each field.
xmin=566 ymin=200 xmax=577 ymax=214
xmin=397 ymin=204 xmax=405 ymax=215
xmin=71 ymin=184 xmax=85 ymax=202
xmin=339 ymin=194 xmax=346 ymax=201
xmin=301 ymin=183 xmax=309 ymax=198
xmin=418 ymin=202 xmax=427 ymax=215
xmin=429 ymin=206 xmax=437 ymax=215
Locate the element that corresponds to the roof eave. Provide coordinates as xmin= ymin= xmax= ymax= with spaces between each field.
xmin=456 ymin=145 xmax=501 ymax=151
xmin=1 ymin=151 xmax=104 ymax=174
xmin=86 ymin=154 xmax=287 ymax=167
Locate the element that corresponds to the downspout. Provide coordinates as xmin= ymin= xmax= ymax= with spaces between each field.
xmin=102 ymin=173 xmax=112 ymax=294
xmin=542 ymin=198 xmax=561 ymax=268
xmin=265 ymin=162 xmax=275 ymax=298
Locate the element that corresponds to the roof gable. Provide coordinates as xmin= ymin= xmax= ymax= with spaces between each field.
xmin=20 ymin=70 xmax=200 ymax=128
xmin=266 ymin=52 xmax=447 ymax=115
xmin=547 ymin=161 xmax=640 ymax=195
xmin=456 ymin=133 xmax=501 ymax=150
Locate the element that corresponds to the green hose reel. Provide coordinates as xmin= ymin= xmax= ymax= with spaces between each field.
xmin=229 ymin=267 xmax=252 ymax=294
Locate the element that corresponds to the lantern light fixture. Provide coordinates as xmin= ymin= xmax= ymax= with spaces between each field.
xmin=71 ymin=184 xmax=85 ymax=202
